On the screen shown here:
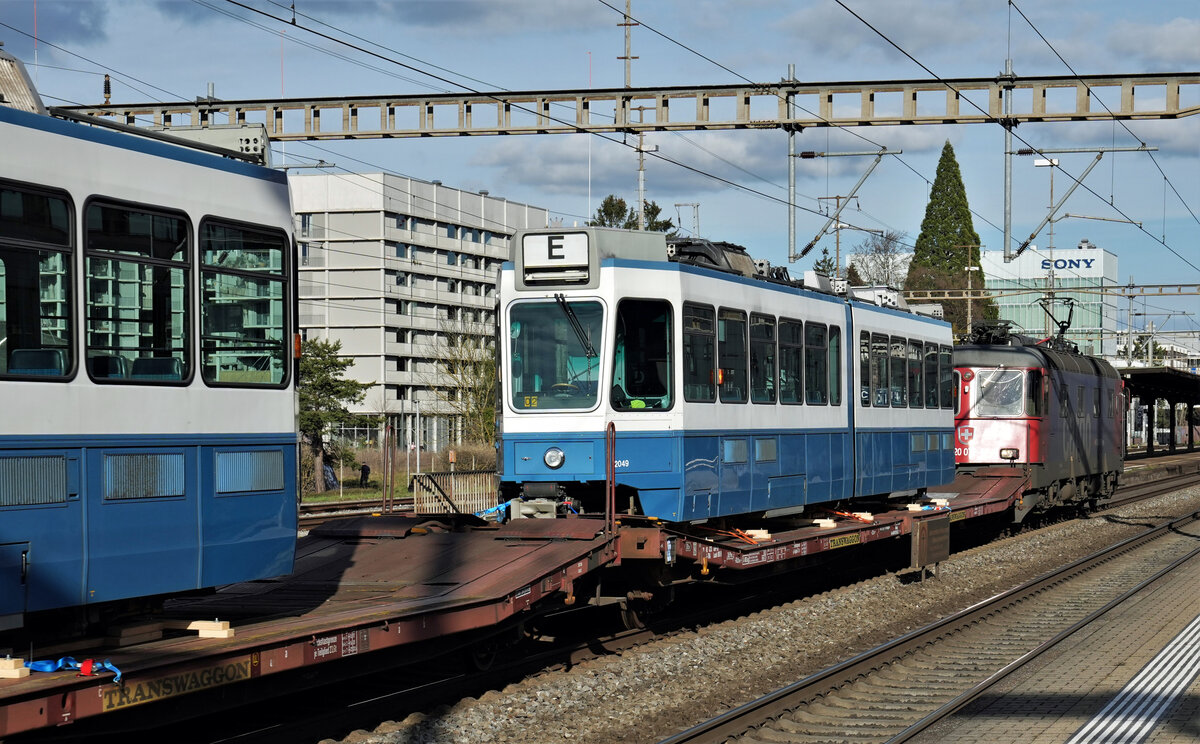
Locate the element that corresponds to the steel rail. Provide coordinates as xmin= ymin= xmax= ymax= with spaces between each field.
xmin=659 ymin=476 xmax=1200 ymax=744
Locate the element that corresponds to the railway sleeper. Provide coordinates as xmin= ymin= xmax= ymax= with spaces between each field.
xmin=789 ymin=701 xmax=916 ymax=723
xmin=776 ymin=711 xmax=919 ymax=736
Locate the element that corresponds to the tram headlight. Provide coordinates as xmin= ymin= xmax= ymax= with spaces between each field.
xmin=999 ymin=447 xmax=1019 ymax=460
xmin=544 ymin=447 xmax=566 ymax=469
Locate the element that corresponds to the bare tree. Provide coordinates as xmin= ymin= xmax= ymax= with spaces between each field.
xmin=423 ymin=319 xmax=497 ymax=445
xmin=849 ymin=230 xmax=910 ymax=288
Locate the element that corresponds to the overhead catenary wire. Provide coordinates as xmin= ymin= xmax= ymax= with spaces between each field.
xmin=834 ymin=0 xmax=1199 ymax=274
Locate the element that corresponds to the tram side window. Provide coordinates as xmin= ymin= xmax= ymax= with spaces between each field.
xmin=924 ymin=342 xmax=939 ymax=407
xmin=200 ymin=220 xmax=290 ymax=386
xmin=804 ymin=322 xmax=828 ymax=405
xmin=779 ymin=319 xmax=803 ymax=404
xmin=0 ymin=184 xmax=73 ymax=378
xmin=870 ymin=333 xmax=889 ymax=407
xmin=907 ymin=339 xmax=924 ymax=408
xmin=859 ymin=332 xmax=871 ymax=406
xmin=750 ymin=314 xmax=776 ymax=404
xmin=718 ymin=309 xmax=747 ymax=403
xmin=682 ymin=303 xmax=715 ymax=402
xmin=939 ymin=345 xmax=954 ymax=408
xmin=889 ymin=336 xmax=907 ymax=407
xmin=85 ymin=202 xmax=190 ymax=382
xmin=827 ymin=326 xmax=841 ymax=406
xmin=612 ymin=298 xmax=673 ymax=411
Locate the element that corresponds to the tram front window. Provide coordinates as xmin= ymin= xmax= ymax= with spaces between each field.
xmin=975 ymin=369 xmax=1025 ymax=417
xmin=509 ymin=299 xmax=603 ymax=410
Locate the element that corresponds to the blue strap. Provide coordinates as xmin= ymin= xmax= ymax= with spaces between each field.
xmin=475 ymin=499 xmax=513 ymax=520
xmin=25 ymin=656 xmax=122 ymax=682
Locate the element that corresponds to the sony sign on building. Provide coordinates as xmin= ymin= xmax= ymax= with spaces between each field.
xmin=980 ymin=239 xmax=1118 ymax=357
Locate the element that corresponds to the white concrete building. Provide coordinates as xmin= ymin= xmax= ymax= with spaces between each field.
xmin=980 ymin=239 xmax=1118 ymax=356
xmin=291 ymin=173 xmax=548 ymax=451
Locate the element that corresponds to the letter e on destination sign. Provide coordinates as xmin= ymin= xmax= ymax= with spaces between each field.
xmin=522 ymin=233 xmax=589 ymax=269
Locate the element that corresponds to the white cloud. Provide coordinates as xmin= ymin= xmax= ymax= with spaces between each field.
xmin=1108 ymin=18 xmax=1200 ymax=69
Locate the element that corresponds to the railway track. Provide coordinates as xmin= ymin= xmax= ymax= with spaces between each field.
xmin=663 ymin=471 xmax=1200 ymax=744
xmin=298 ymin=497 xmax=412 ymax=528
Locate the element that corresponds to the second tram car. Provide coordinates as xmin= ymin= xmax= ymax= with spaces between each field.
xmin=497 ymin=227 xmax=957 ymax=522
xmin=953 ymin=322 xmax=1124 ymax=520
xmin=0 ymin=56 xmax=298 ymax=633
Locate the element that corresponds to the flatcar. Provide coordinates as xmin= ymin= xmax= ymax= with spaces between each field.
xmin=497 ymin=226 xmax=956 ymax=522
xmin=0 ymin=52 xmax=298 ymax=634
xmin=953 ymin=321 xmax=1124 ymax=520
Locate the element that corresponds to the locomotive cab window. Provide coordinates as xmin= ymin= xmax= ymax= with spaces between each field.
xmin=509 ymin=298 xmax=603 ymax=410
xmin=85 ymin=200 xmax=190 ymax=383
xmin=1025 ymin=370 xmax=1045 ymax=416
xmin=612 ymin=299 xmax=673 ymax=411
xmin=0 ymin=182 xmax=74 ymax=379
xmin=976 ymin=369 xmax=1024 ymax=417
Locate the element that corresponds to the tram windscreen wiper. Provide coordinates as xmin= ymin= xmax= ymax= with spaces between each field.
xmin=554 ymin=293 xmax=597 ymax=358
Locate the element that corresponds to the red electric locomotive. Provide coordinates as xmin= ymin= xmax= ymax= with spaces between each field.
xmin=954 ymin=320 xmax=1124 ymax=521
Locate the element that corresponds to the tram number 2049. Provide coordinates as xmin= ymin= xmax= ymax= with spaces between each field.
xmin=613 ymin=459 xmax=630 ymax=469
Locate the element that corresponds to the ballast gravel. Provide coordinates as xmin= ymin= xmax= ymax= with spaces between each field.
xmin=325 ymin=483 xmax=1200 ymax=744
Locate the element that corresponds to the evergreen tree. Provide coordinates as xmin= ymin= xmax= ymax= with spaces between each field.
xmin=299 ymin=338 xmax=374 ymax=493
xmin=845 ymin=261 xmax=865 ymax=286
xmin=588 ymin=194 xmax=675 ymax=233
xmin=905 ymin=140 xmax=998 ymax=335
xmin=812 ymin=247 xmax=837 ymax=276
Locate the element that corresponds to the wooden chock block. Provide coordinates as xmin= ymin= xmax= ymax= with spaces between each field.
xmin=0 ymin=657 xmax=30 ymax=679
xmin=164 ymin=619 xmax=235 ymax=639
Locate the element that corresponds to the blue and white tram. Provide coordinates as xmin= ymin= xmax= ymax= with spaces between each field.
xmin=0 ymin=75 xmax=297 ymax=632
xmin=497 ymin=227 xmax=955 ymax=522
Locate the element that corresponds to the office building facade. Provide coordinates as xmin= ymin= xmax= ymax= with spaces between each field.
xmin=291 ymin=173 xmax=548 ymax=451
xmin=980 ymin=239 xmax=1118 ymax=356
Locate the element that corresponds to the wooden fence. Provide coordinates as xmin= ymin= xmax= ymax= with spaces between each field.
xmin=411 ymin=470 xmax=499 ymax=516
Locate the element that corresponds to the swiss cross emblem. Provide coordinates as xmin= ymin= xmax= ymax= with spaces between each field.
xmin=957 ymin=427 xmax=974 ymax=445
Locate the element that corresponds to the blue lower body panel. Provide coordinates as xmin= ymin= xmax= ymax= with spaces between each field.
xmin=0 ymin=434 xmax=297 ymax=618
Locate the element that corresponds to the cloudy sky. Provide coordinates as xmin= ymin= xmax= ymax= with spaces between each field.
xmin=2 ymin=0 xmax=1197 ymax=338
